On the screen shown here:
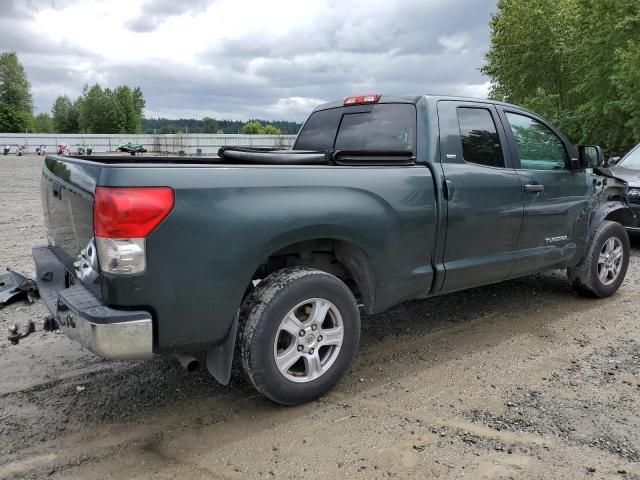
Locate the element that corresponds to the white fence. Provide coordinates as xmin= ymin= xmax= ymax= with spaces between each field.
xmin=0 ymin=133 xmax=297 ymax=155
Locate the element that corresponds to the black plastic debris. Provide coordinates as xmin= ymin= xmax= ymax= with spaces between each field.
xmin=0 ymin=269 xmax=39 ymax=307
xmin=8 ymin=320 xmax=35 ymax=345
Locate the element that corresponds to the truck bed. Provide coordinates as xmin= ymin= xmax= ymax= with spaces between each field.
xmin=39 ymin=152 xmax=435 ymax=353
xmin=67 ymin=147 xmax=415 ymax=166
xmin=70 ymin=147 xmax=326 ymax=165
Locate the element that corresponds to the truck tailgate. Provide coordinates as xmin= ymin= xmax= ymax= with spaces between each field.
xmin=41 ymin=156 xmax=100 ymax=265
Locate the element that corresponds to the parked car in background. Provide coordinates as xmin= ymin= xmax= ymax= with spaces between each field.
xmin=610 ymin=143 xmax=640 ymax=232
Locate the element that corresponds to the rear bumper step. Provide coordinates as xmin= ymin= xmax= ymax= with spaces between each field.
xmin=32 ymin=245 xmax=153 ymax=360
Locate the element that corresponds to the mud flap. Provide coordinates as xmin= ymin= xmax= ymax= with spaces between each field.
xmin=205 ymin=312 xmax=238 ymax=385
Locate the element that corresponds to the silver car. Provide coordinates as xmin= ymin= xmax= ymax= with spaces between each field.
xmin=610 ymin=144 xmax=640 ymax=232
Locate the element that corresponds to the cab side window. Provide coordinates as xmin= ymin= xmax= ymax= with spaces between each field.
xmin=456 ymin=107 xmax=504 ymax=168
xmin=505 ymin=112 xmax=568 ymax=170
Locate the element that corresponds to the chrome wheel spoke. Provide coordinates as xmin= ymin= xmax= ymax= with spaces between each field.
xmin=304 ymin=353 xmax=323 ymax=380
xmin=598 ymin=269 xmax=608 ymax=283
xmin=308 ymin=299 xmax=331 ymax=326
xmin=612 ymin=246 xmax=623 ymax=261
xmin=320 ymin=326 xmax=344 ymax=346
xmin=280 ymin=313 xmax=303 ymax=337
xmin=605 ymin=238 xmax=615 ymax=254
xmin=275 ymin=345 xmax=302 ymax=374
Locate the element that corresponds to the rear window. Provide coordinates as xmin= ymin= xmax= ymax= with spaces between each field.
xmin=294 ymin=103 xmax=416 ymax=152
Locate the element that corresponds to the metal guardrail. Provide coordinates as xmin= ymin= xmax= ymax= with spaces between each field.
xmin=0 ymin=133 xmax=297 ymax=154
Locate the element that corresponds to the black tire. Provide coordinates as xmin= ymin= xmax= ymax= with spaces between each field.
xmin=239 ymin=267 xmax=360 ymax=405
xmin=567 ymin=220 xmax=630 ymax=297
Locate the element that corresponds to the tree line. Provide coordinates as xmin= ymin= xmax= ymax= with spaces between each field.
xmin=48 ymin=84 xmax=145 ymax=134
xmin=0 ymin=51 xmax=300 ymax=136
xmin=143 ymin=118 xmax=301 ymax=135
xmin=0 ymin=51 xmax=147 ymax=135
xmin=483 ymin=0 xmax=640 ymax=156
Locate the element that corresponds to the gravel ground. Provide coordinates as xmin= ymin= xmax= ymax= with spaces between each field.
xmin=1 ymin=154 xmax=639 ymax=479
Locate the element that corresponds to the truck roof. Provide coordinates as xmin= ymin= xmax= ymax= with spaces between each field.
xmin=312 ymin=94 xmax=518 ymax=112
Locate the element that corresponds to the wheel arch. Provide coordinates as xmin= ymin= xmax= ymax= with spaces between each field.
xmin=591 ymin=202 xmax=635 ymax=236
xmin=249 ymin=235 xmax=377 ymax=314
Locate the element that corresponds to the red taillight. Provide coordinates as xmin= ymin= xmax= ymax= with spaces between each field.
xmin=94 ymin=187 xmax=175 ymax=238
xmin=343 ymin=93 xmax=380 ymax=106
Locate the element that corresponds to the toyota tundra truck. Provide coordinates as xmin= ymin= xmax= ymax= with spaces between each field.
xmin=33 ymin=94 xmax=634 ymax=405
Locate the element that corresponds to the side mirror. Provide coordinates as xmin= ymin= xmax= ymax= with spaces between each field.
xmin=578 ymin=145 xmax=604 ymax=169
xmin=607 ymin=156 xmax=621 ymax=166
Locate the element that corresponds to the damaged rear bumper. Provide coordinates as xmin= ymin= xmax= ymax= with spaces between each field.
xmin=32 ymin=245 xmax=153 ymax=360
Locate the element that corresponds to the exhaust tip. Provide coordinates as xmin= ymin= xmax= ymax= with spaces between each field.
xmin=186 ymin=361 xmax=199 ymax=372
xmin=174 ymin=353 xmax=199 ymax=372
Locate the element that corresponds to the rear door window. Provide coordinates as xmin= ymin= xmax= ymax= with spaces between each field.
xmin=456 ymin=107 xmax=504 ymax=168
xmin=295 ymin=104 xmax=416 ymax=152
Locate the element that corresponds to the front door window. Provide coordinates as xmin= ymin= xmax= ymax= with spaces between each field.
xmin=505 ymin=112 xmax=567 ymax=170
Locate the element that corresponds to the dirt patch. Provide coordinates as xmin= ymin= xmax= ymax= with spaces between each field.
xmin=468 ymin=339 xmax=640 ymax=461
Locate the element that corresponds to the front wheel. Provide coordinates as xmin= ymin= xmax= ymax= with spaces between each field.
xmin=239 ymin=267 xmax=360 ymax=405
xmin=568 ymin=220 xmax=630 ymax=297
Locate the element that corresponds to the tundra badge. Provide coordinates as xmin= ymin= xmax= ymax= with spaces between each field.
xmin=545 ymin=235 xmax=568 ymax=244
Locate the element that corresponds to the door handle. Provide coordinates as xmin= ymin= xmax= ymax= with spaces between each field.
xmin=52 ymin=181 xmax=62 ymax=199
xmin=524 ymin=184 xmax=544 ymax=193
xmin=444 ymin=179 xmax=456 ymax=200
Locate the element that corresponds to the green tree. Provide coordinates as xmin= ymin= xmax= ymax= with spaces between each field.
xmin=203 ymin=116 xmax=219 ymax=133
xmin=612 ymin=41 xmax=640 ymax=143
xmin=52 ymin=96 xmax=79 ymax=133
xmin=34 ymin=112 xmax=54 ymax=133
xmin=76 ymin=83 xmax=145 ymax=133
xmin=0 ymin=52 xmax=32 ymax=112
xmin=570 ymin=0 xmax=640 ymax=154
xmin=0 ymin=103 xmax=33 ymax=132
xmin=113 ymin=85 xmax=145 ymax=133
xmin=482 ymin=0 xmax=640 ymax=155
xmin=0 ymin=52 xmax=33 ymax=132
xmin=262 ymin=124 xmax=282 ymax=135
xmin=242 ymin=121 xmax=264 ymax=134
xmin=481 ymin=0 xmax=577 ymax=126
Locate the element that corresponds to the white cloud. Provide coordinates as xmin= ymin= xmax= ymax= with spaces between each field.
xmin=2 ymin=0 xmax=497 ymax=120
xmin=438 ymin=32 xmax=471 ymax=53
xmin=457 ymin=81 xmax=491 ymax=98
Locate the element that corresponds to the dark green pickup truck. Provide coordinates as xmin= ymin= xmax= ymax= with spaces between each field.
xmin=34 ymin=94 xmax=634 ymax=405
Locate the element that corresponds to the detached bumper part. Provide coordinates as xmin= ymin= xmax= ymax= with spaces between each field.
xmin=32 ymin=245 xmax=153 ymax=360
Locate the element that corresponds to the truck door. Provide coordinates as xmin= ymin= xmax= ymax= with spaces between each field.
xmin=497 ymin=108 xmax=591 ymax=276
xmin=437 ymin=101 xmax=524 ymax=292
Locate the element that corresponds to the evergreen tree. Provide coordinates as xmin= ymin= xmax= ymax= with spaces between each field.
xmin=34 ymin=112 xmax=54 ymax=133
xmin=52 ymin=96 xmax=79 ymax=133
xmin=0 ymin=52 xmax=33 ymax=132
xmin=483 ymin=0 xmax=640 ymax=155
xmin=75 ymin=83 xmax=145 ymax=133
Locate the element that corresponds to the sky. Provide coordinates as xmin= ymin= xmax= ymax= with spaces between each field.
xmin=1 ymin=0 xmax=497 ymax=121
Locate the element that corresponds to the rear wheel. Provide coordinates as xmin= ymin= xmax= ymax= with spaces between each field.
xmin=568 ymin=220 xmax=629 ymax=297
xmin=239 ymin=267 xmax=360 ymax=405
